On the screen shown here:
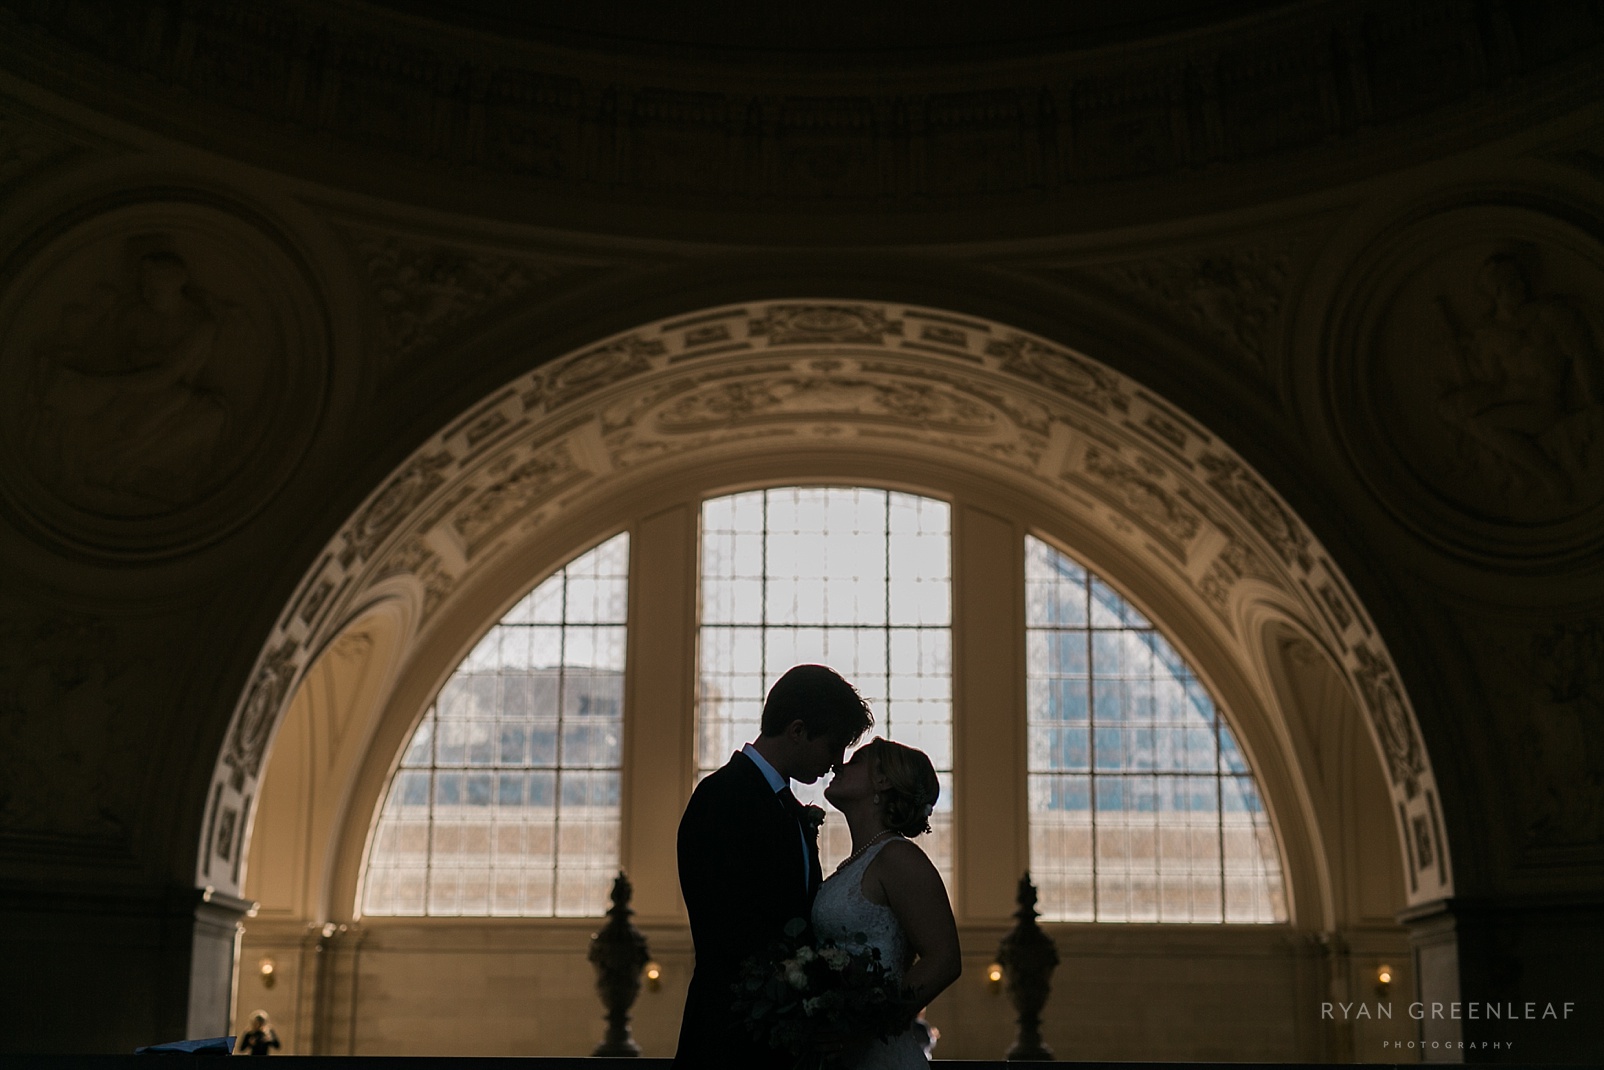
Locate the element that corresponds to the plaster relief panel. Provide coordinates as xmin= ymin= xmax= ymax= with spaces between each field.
xmin=1331 ymin=205 xmax=1604 ymax=566
xmin=0 ymin=201 xmax=326 ymax=558
xmin=1065 ymin=241 xmax=1298 ymax=381
xmin=1480 ymin=617 xmax=1604 ymax=857
xmin=342 ymin=226 xmax=581 ymax=376
xmin=0 ymin=611 xmax=135 ymax=839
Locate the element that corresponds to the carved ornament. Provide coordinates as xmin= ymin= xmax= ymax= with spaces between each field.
xmin=222 ymin=638 xmax=299 ymax=790
xmin=1073 ymin=243 xmax=1294 ymax=375
xmin=348 ymin=229 xmax=570 ymax=370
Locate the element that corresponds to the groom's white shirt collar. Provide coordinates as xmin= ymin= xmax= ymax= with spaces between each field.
xmin=741 ymin=743 xmax=788 ymax=793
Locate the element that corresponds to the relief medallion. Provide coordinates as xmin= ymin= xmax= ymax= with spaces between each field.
xmin=1332 ymin=206 xmax=1604 ymax=565
xmin=0 ymin=200 xmax=326 ymax=558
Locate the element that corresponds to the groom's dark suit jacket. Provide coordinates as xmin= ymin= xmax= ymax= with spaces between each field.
xmin=673 ymin=750 xmax=822 ymax=1069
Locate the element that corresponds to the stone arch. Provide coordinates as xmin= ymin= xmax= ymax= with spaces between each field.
xmin=203 ymin=300 xmax=1453 ymax=920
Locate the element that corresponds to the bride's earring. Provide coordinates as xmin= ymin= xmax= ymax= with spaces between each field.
xmin=872 ymin=792 xmax=881 ymax=805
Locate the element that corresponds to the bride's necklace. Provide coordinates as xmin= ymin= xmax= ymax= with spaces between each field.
xmin=836 ymin=828 xmax=899 ymax=872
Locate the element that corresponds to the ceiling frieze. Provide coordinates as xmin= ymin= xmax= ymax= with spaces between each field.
xmin=2 ymin=1 xmax=1600 ymax=215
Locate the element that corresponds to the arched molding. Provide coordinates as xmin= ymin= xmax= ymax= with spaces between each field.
xmin=207 ymin=299 xmax=1453 ymax=913
xmin=1255 ymin=615 xmax=1411 ymax=927
xmin=242 ymin=594 xmax=415 ymax=923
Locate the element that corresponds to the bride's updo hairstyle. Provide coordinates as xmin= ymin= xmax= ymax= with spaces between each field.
xmin=863 ymin=737 xmax=940 ymax=837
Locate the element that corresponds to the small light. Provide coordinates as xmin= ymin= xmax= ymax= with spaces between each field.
xmin=259 ymin=958 xmax=276 ymax=990
xmin=1375 ymin=964 xmax=1393 ymax=998
xmin=644 ymin=961 xmax=662 ymax=991
xmin=986 ymin=963 xmax=1004 ymax=992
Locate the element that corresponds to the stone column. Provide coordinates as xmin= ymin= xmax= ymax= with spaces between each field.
xmin=1400 ymin=896 xmax=1601 ymax=1063
xmin=180 ymin=886 xmax=256 ymax=1041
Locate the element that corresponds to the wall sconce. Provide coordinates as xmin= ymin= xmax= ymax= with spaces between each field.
xmin=986 ymin=962 xmax=1004 ymax=994
xmin=644 ymin=961 xmax=662 ymax=992
xmin=1375 ymin=964 xmax=1393 ymax=1000
xmin=258 ymin=957 xmax=276 ymax=990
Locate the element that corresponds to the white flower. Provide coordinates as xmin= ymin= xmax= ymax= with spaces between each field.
xmin=803 ymin=996 xmax=828 ymax=1016
xmin=819 ymin=947 xmax=850 ymax=970
xmin=786 ymin=966 xmax=809 ymax=990
xmin=794 ymin=946 xmax=816 ymax=965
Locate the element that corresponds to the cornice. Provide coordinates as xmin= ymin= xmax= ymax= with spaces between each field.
xmin=1 ymin=0 xmax=1601 ymax=240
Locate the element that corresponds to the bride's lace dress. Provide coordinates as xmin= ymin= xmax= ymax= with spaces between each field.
xmin=810 ymin=838 xmax=929 ymax=1069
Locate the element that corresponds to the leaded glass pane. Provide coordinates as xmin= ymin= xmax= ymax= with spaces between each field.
xmin=697 ymin=487 xmax=954 ymax=899
xmin=361 ymin=532 xmax=628 ymax=918
xmin=1025 ymin=534 xmax=1286 ymax=923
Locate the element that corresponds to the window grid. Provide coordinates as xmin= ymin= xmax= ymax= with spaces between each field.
xmin=1026 ymin=535 xmax=1286 ymax=923
xmin=698 ymin=487 xmax=954 ymax=893
xmin=362 ymin=533 xmax=628 ymax=918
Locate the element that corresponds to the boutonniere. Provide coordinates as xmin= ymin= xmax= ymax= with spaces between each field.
xmin=799 ymin=804 xmax=826 ymax=833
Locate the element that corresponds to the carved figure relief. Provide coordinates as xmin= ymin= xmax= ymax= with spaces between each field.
xmin=23 ymin=249 xmax=246 ymax=512
xmin=0 ymin=614 xmax=133 ymax=837
xmin=1510 ymin=620 xmax=1604 ymax=847
xmin=1432 ymin=252 xmax=1603 ymax=504
xmin=1359 ymin=229 xmax=1604 ymax=536
xmin=0 ymin=205 xmax=325 ymax=557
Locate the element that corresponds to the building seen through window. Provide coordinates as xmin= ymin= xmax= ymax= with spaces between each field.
xmin=361 ymin=533 xmax=628 ymax=917
xmin=1025 ymin=535 xmax=1286 ymax=923
xmin=359 ymin=504 xmax=1289 ymax=924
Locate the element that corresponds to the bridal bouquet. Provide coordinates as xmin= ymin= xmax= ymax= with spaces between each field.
xmin=732 ymin=917 xmax=906 ymax=1061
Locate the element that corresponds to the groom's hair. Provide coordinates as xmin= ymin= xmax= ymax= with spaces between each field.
xmin=760 ymin=664 xmax=873 ymax=745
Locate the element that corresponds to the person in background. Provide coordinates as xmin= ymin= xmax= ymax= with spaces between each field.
xmin=237 ymin=1011 xmax=280 ymax=1056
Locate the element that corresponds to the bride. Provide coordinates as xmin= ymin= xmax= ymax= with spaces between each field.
xmin=812 ymin=738 xmax=962 ymax=1069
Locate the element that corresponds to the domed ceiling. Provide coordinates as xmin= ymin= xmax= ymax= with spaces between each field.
xmin=363 ymin=0 xmax=1294 ymax=61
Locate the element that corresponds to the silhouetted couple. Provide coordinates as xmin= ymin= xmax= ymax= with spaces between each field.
xmin=674 ymin=664 xmax=961 ymax=1069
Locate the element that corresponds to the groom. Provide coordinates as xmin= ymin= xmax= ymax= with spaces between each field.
xmin=673 ymin=664 xmax=874 ymax=1068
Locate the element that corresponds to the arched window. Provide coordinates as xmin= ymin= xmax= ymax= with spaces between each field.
xmin=697 ymin=487 xmax=954 ymax=891
xmin=361 ymin=533 xmax=629 ymax=917
xmin=1025 ymin=535 xmax=1286 ymax=923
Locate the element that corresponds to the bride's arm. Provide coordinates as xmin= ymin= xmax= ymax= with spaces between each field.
xmin=873 ymin=841 xmax=962 ymax=1013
